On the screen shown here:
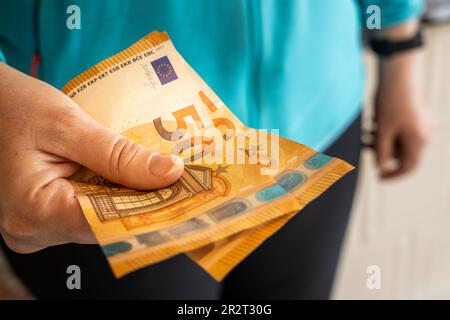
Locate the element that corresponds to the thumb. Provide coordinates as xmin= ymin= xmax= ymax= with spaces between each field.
xmin=52 ymin=110 xmax=184 ymax=190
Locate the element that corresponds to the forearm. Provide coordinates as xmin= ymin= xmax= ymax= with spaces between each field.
xmin=0 ymin=249 xmax=33 ymax=299
xmin=377 ymin=45 xmax=421 ymax=98
xmin=370 ymin=19 xmax=429 ymax=179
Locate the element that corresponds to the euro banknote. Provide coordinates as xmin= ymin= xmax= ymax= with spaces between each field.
xmin=62 ymin=31 xmax=354 ymax=279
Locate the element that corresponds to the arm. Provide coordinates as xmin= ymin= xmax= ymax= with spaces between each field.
xmin=372 ymin=21 xmax=430 ymax=179
xmin=362 ymin=0 xmax=430 ymax=179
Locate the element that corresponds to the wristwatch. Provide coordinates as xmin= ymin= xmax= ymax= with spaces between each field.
xmin=369 ymin=29 xmax=424 ymax=57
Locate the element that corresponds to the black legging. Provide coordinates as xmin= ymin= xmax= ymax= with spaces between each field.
xmin=1 ymin=114 xmax=361 ymax=299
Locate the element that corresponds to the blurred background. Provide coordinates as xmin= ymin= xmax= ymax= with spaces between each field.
xmin=334 ymin=1 xmax=450 ymax=299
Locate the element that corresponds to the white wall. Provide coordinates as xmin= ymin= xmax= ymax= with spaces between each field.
xmin=333 ymin=25 xmax=450 ymax=299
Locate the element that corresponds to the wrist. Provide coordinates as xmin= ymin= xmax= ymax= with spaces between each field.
xmin=370 ymin=23 xmax=423 ymax=58
xmin=378 ymin=50 xmax=421 ymax=90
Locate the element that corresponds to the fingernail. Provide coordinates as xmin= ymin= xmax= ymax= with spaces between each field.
xmin=149 ymin=153 xmax=183 ymax=177
xmin=170 ymin=154 xmax=184 ymax=166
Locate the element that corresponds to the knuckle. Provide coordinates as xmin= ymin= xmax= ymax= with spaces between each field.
xmin=0 ymin=205 xmax=38 ymax=240
xmin=1 ymin=213 xmax=27 ymax=238
xmin=409 ymin=129 xmax=428 ymax=149
xmin=417 ymin=129 xmax=430 ymax=146
xmin=1 ymin=235 xmax=37 ymax=254
xmin=0 ymin=189 xmax=51 ymax=247
xmin=109 ymin=137 xmax=140 ymax=179
xmin=56 ymin=108 xmax=82 ymax=136
xmin=43 ymin=107 xmax=84 ymax=151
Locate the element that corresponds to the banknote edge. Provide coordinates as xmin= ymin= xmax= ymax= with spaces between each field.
xmin=61 ymin=31 xmax=170 ymax=95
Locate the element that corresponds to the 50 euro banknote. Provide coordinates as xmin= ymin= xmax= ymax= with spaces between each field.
xmin=62 ymin=31 xmax=354 ymax=279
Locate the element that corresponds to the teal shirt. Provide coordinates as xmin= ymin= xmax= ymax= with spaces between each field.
xmin=0 ymin=0 xmax=423 ymax=151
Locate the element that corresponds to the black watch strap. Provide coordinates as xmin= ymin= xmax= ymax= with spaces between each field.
xmin=369 ymin=30 xmax=424 ymax=57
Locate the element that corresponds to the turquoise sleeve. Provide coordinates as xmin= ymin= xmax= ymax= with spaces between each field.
xmin=361 ymin=0 xmax=425 ymax=27
xmin=0 ymin=49 xmax=6 ymax=63
xmin=0 ymin=1 xmax=37 ymax=72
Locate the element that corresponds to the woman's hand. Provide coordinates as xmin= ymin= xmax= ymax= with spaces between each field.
xmin=371 ymin=20 xmax=431 ymax=179
xmin=374 ymin=50 xmax=431 ymax=179
xmin=0 ymin=63 xmax=184 ymax=253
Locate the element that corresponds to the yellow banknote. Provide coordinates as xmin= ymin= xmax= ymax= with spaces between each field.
xmin=187 ymin=139 xmax=352 ymax=281
xmin=62 ymin=31 xmax=354 ymax=278
xmin=175 ymin=45 xmax=355 ymax=281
